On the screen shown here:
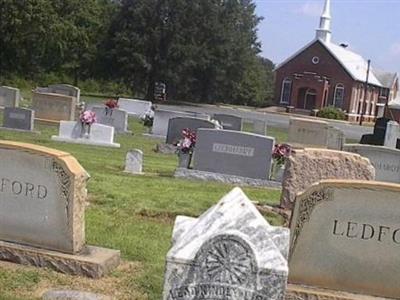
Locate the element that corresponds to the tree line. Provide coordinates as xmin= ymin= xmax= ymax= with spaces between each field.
xmin=0 ymin=0 xmax=275 ymax=106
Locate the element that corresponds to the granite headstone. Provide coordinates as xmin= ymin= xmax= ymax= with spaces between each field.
xmin=124 ymin=149 xmax=143 ymax=174
xmin=91 ymin=106 xmax=130 ymax=134
xmin=290 ymin=180 xmax=400 ymax=299
xmin=193 ymin=129 xmax=274 ymax=180
xmin=166 ymin=117 xmax=216 ymax=144
xmin=3 ymin=107 xmax=34 ymax=131
xmin=51 ymin=121 xmax=120 ymax=148
xmin=164 ymin=187 xmax=289 ymax=300
xmin=118 ymin=98 xmax=152 ymax=117
xmin=0 ymin=86 xmax=20 ymax=108
xmin=213 ymin=114 xmax=242 ymax=131
xmin=384 ymin=121 xmax=400 ymax=148
xmin=343 ymin=144 xmax=400 ymax=183
xmin=32 ymin=90 xmax=76 ymax=121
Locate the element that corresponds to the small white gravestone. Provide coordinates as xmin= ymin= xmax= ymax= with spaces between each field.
xmin=124 ymin=150 xmax=143 ymax=174
xmin=163 ymin=187 xmax=289 ymax=300
xmin=51 ymin=121 xmax=120 ymax=148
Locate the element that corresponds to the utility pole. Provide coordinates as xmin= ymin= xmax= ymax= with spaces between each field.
xmin=359 ymin=59 xmax=371 ymax=126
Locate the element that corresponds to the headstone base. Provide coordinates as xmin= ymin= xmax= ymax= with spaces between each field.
xmin=35 ymin=118 xmax=63 ymax=125
xmin=0 ymin=240 xmax=120 ymax=279
xmin=174 ymin=168 xmax=282 ymax=189
xmin=51 ymin=136 xmax=120 ymax=148
xmin=142 ymin=133 xmax=165 ymax=139
xmin=0 ymin=127 xmax=40 ymax=134
xmin=286 ymin=284 xmax=392 ymax=300
xmin=155 ymin=143 xmax=177 ymax=154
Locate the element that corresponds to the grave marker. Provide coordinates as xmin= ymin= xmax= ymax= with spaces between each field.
xmin=193 ymin=129 xmax=274 ymax=180
xmin=118 ymin=98 xmax=152 ymax=117
xmin=0 ymin=141 xmax=120 ymax=277
xmin=213 ymin=114 xmax=242 ymax=131
xmin=2 ymin=107 xmax=34 ymax=132
xmin=32 ymin=90 xmax=76 ymax=122
xmin=344 ymin=144 xmax=400 ymax=183
xmin=124 ymin=150 xmax=143 ymax=174
xmin=0 ymin=86 xmax=20 ymax=108
xmin=164 ymin=187 xmax=289 ymax=300
xmin=91 ymin=106 xmax=130 ymax=134
xmin=166 ymin=117 xmax=216 ymax=144
xmin=289 ymin=180 xmax=400 ymax=299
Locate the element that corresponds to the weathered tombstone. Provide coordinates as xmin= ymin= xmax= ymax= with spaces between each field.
xmin=32 ymin=90 xmax=77 ymax=122
xmin=42 ymin=290 xmax=111 ymax=300
xmin=124 ymin=150 xmax=143 ymax=174
xmin=163 ymin=187 xmax=289 ymax=300
xmin=289 ymin=180 xmax=400 ymax=299
xmin=343 ymin=144 xmax=400 ymax=184
xmin=2 ymin=107 xmax=35 ymax=132
xmin=51 ymin=121 xmax=120 ymax=148
xmin=0 ymin=141 xmax=120 ymax=277
xmin=0 ymin=86 xmax=20 ymax=108
xmin=384 ymin=121 xmax=400 ymax=148
xmin=48 ymin=84 xmax=81 ymax=103
xmin=91 ymin=106 xmax=130 ymax=134
xmin=213 ymin=114 xmax=243 ymax=131
xmin=151 ymin=109 xmax=210 ymax=137
xmin=193 ymin=129 xmax=274 ymax=180
xmin=288 ymin=117 xmax=344 ymax=150
xmin=253 ymin=119 xmax=267 ymax=135
xmin=118 ymin=98 xmax=152 ymax=117
xmin=166 ymin=117 xmax=217 ymax=144
xmin=280 ymin=148 xmax=375 ymax=209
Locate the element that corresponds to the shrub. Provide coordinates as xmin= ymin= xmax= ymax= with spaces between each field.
xmin=317 ymin=106 xmax=346 ymax=120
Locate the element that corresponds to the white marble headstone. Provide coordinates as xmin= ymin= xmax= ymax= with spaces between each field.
xmin=51 ymin=121 xmax=120 ymax=148
xmin=163 ymin=187 xmax=289 ymax=300
xmin=124 ymin=149 xmax=143 ymax=174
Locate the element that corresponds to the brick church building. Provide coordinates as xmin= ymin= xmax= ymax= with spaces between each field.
xmin=274 ymin=0 xmax=399 ymax=122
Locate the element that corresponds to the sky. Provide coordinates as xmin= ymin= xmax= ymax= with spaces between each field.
xmin=254 ymin=0 xmax=400 ymax=73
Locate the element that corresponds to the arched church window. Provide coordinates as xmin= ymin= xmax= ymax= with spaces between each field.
xmin=333 ymin=84 xmax=345 ymax=108
xmin=280 ymin=78 xmax=292 ymax=104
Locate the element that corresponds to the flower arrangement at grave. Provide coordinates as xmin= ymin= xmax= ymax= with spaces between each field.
xmin=79 ymin=110 xmax=97 ymax=138
xmin=175 ymin=128 xmax=196 ymax=168
xmin=271 ymin=143 xmax=292 ymax=181
xmin=104 ymin=99 xmax=119 ymax=116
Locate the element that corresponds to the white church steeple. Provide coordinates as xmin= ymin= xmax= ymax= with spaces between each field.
xmin=316 ymin=0 xmax=332 ymax=43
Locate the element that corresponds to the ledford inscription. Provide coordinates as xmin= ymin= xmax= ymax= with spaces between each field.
xmin=212 ymin=143 xmax=255 ymax=157
xmin=289 ymin=180 xmax=400 ymax=299
xmin=0 ymin=177 xmax=47 ymax=199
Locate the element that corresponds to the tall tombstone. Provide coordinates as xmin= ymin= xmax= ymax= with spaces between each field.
xmin=289 ymin=180 xmax=400 ymax=299
xmin=166 ymin=117 xmax=217 ymax=144
xmin=51 ymin=121 xmax=120 ymax=148
xmin=280 ymin=148 xmax=375 ymax=210
xmin=164 ymin=187 xmax=289 ymax=300
xmin=0 ymin=141 xmax=120 ymax=277
xmin=118 ymin=98 xmax=152 ymax=117
xmin=91 ymin=106 xmax=130 ymax=134
xmin=360 ymin=117 xmax=391 ymax=146
xmin=212 ymin=114 xmax=242 ymax=131
xmin=384 ymin=121 xmax=400 ymax=148
xmin=343 ymin=144 xmax=400 ymax=184
xmin=152 ymin=109 xmax=210 ymax=137
xmin=0 ymin=86 xmax=20 ymax=108
xmin=32 ymin=90 xmax=76 ymax=122
xmin=2 ymin=107 xmax=35 ymax=131
xmin=193 ymin=129 xmax=274 ymax=180
xmin=288 ymin=117 xmax=344 ymax=150
xmin=48 ymin=84 xmax=81 ymax=103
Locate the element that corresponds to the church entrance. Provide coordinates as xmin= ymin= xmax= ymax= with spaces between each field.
xmin=297 ymin=88 xmax=317 ymax=110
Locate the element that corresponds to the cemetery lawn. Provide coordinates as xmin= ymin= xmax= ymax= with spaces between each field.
xmin=0 ymin=118 xmax=286 ymax=300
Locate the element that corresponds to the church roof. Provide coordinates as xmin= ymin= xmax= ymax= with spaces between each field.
xmin=389 ymin=96 xmax=400 ymax=109
xmin=372 ymin=69 xmax=398 ymax=89
xmin=275 ymin=39 xmax=387 ymax=87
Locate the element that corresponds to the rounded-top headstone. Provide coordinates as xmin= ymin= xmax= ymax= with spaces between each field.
xmin=124 ymin=149 xmax=143 ymax=174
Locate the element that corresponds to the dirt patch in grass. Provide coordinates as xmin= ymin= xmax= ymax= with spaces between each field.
xmin=0 ymin=260 xmax=148 ymax=300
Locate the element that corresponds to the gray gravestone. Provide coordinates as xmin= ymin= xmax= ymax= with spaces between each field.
xmin=91 ymin=106 xmax=130 ymax=134
xmin=3 ymin=107 xmax=34 ymax=131
xmin=163 ymin=187 xmax=289 ymax=300
xmin=152 ymin=109 xmax=210 ymax=137
xmin=124 ymin=150 xmax=143 ymax=174
xmin=48 ymin=84 xmax=80 ymax=103
xmin=384 ymin=121 xmax=400 ymax=148
xmin=118 ymin=98 xmax=152 ymax=117
xmin=0 ymin=86 xmax=20 ymax=108
xmin=213 ymin=114 xmax=242 ymax=131
xmin=193 ymin=129 xmax=275 ymax=180
xmin=166 ymin=117 xmax=216 ymax=144
xmin=343 ymin=144 xmax=400 ymax=183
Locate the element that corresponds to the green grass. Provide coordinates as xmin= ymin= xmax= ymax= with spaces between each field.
xmin=0 ymin=115 xmax=286 ymax=299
